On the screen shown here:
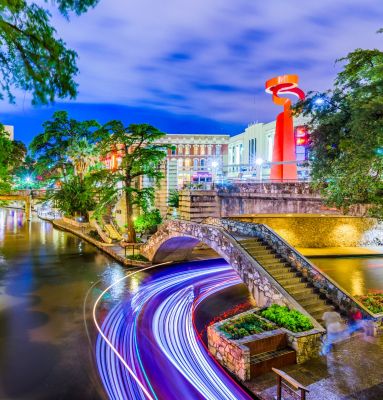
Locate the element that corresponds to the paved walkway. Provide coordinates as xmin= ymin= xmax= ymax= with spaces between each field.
xmin=299 ymin=247 xmax=383 ymax=257
xmin=246 ymin=334 xmax=383 ymax=400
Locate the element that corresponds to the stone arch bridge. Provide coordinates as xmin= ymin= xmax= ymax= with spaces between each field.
xmin=142 ymin=218 xmax=376 ymax=328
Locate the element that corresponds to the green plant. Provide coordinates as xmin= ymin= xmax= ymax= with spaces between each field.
xmin=134 ymin=209 xmax=162 ymax=235
xmin=355 ymin=292 xmax=383 ymax=314
xmin=219 ymin=313 xmax=274 ymax=339
xmin=126 ymin=254 xmax=149 ymax=262
xmin=168 ymin=190 xmax=179 ymax=208
xmin=88 ymin=230 xmax=102 ymax=241
xmin=260 ymin=304 xmax=313 ymax=333
xmin=51 ymin=175 xmax=96 ymax=217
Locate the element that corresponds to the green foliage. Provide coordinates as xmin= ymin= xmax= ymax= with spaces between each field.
xmin=94 ymin=121 xmax=170 ymax=241
xmin=126 ymin=254 xmax=149 ymax=262
xmin=355 ymin=292 xmax=383 ymax=314
xmin=30 ymin=111 xmax=100 ymax=183
xmin=294 ymin=46 xmax=383 ymax=218
xmin=260 ymin=304 xmax=313 ymax=333
xmin=168 ymin=189 xmax=179 ymax=208
xmin=219 ymin=313 xmax=274 ymax=339
xmin=0 ymin=0 xmax=99 ymax=104
xmin=0 ymin=125 xmax=27 ymax=193
xmin=50 ymin=175 xmax=95 ymax=217
xmin=134 ymin=209 xmax=162 ymax=235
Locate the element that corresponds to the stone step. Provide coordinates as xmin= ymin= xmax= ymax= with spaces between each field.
xmin=275 ymin=276 xmax=303 ymax=286
xmin=260 ymin=259 xmax=286 ymax=267
xmin=253 ymin=254 xmax=280 ymax=262
xmin=265 ymin=266 xmax=294 ymax=276
xmin=247 ymin=249 xmax=274 ymax=257
xmin=299 ymin=295 xmax=322 ymax=308
xmin=307 ymin=304 xmax=335 ymax=318
xmin=250 ymin=348 xmax=296 ymax=377
xmin=271 ymin=271 xmax=297 ymax=280
xmin=290 ymin=288 xmax=316 ymax=299
xmin=284 ymin=282 xmax=308 ymax=291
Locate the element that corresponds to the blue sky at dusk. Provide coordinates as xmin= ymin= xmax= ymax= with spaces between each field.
xmin=1 ymin=0 xmax=383 ymax=144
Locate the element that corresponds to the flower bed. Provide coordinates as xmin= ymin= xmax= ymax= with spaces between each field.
xmin=219 ymin=313 xmax=274 ymax=339
xmin=260 ymin=304 xmax=314 ymax=333
xmin=355 ymin=292 xmax=383 ymax=314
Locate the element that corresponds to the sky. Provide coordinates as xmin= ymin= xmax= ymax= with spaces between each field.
xmin=1 ymin=0 xmax=383 ymax=144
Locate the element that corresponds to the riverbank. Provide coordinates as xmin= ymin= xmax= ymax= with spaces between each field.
xmin=299 ymin=247 xmax=383 ymax=258
xmin=49 ymin=218 xmax=150 ymax=268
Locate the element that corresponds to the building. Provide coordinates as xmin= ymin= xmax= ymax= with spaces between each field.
xmin=227 ymin=116 xmax=309 ymax=180
xmin=3 ymin=125 xmax=14 ymax=140
xmin=154 ymin=134 xmax=229 ymax=214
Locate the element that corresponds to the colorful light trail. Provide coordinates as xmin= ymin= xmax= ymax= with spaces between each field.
xmin=94 ymin=261 xmax=254 ymax=400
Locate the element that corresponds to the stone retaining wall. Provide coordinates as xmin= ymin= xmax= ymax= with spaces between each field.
xmin=207 ymin=324 xmax=250 ymax=381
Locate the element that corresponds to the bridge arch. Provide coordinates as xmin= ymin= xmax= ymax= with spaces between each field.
xmin=141 ymin=219 xmax=312 ymax=316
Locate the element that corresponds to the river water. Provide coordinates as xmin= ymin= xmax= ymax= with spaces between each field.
xmin=0 ymin=208 xmax=382 ymax=399
xmin=0 ymin=209 xmax=254 ymax=399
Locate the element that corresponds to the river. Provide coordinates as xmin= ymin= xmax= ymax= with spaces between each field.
xmin=0 ymin=209 xmax=254 ymax=399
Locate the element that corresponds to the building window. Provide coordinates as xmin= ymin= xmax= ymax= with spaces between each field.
xmin=178 ymin=158 xmax=183 ymax=168
xmin=200 ymin=145 xmax=205 ymax=155
xmin=193 ymin=145 xmax=199 ymax=155
xmin=185 ymin=158 xmax=191 ymax=168
xmin=178 ymin=145 xmax=183 ymax=155
xmin=200 ymin=159 xmax=205 ymax=170
xmin=193 ymin=158 xmax=199 ymax=170
xmin=171 ymin=147 xmax=176 ymax=155
xmin=216 ymin=145 xmax=221 ymax=155
xmin=248 ymin=138 xmax=257 ymax=163
xmin=185 ymin=145 xmax=190 ymax=155
xmin=207 ymin=145 xmax=212 ymax=155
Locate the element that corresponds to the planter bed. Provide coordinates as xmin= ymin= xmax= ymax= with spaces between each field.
xmin=208 ymin=306 xmax=324 ymax=381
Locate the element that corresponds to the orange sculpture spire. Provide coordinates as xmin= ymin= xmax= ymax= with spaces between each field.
xmin=265 ymin=74 xmax=305 ymax=181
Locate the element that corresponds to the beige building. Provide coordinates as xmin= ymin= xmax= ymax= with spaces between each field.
xmin=3 ymin=125 xmax=14 ymax=140
xmin=154 ymin=133 xmax=229 ymax=215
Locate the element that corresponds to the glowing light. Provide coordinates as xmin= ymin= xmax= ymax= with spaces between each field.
xmin=211 ymin=161 xmax=218 ymax=168
xmin=94 ymin=263 xmax=253 ymax=400
xmin=255 ymin=157 xmax=264 ymax=166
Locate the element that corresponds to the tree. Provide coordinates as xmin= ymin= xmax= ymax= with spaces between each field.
xmin=168 ymin=189 xmax=179 ymax=208
xmin=30 ymin=110 xmax=100 ymax=184
xmin=0 ymin=0 xmax=99 ymax=104
xmin=51 ymin=174 xmax=96 ymax=217
xmin=295 ymin=48 xmax=383 ymax=217
xmin=0 ymin=125 xmax=26 ymax=193
xmin=95 ymin=121 xmax=170 ymax=242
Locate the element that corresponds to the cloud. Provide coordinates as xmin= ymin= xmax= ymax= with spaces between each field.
xmin=2 ymin=0 xmax=383 ymax=137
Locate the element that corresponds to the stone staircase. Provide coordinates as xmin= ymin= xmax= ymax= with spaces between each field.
xmin=238 ymin=237 xmax=335 ymax=325
xmin=242 ymin=330 xmax=296 ymax=377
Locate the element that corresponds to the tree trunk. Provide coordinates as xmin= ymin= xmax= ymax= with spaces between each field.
xmin=125 ymin=180 xmax=136 ymax=243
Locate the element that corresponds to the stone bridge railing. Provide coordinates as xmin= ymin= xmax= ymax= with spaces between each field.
xmin=141 ymin=219 xmax=324 ymax=331
xmin=205 ymin=217 xmax=381 ymax=323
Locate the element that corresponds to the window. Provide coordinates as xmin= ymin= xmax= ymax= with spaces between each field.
xmin=248 ymin=138 xmax=257 ymax=163
xmin=200 ymin=159 xmax=205 ymax=170
xmin=207 ymin=145 xmax=212 ymax=155
xmin=200 ymin=145 xmax=205 ymax=155
xmin=193 ymin=158 xmax=199 ymax=170
xmin=171 ymin=147 xmax=176 ymax=155
xmin=216 ymin=145 xmax=221 ymax=155
xmin=185 ymin=145 xmax=190 ymax=155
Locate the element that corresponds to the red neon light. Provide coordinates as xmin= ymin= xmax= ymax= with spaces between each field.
xmin=296 ymin=137 xmax=307 ymax=146
xmin=265 ymin=75 xmax=305 ymax=181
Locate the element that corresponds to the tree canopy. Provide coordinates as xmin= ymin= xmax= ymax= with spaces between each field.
xmin=30 ymin=110 xmax=100 ymax=183
xmin=0 ymin=125 xmax=26 ymax=193
xmin=95 ymin=121 xmax=170 ymax=241
xmin=0 ymin=0 xmax=99 ymax=104
xmin=295 ymin=48 xmax=383 ymax=218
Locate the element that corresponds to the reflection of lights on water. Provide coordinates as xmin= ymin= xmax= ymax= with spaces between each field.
xmin=351 ymin=270 xmax=364 ymax=296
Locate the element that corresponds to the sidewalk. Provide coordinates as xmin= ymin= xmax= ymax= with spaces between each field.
xmin=50 ymin=218 xmax=150 ymax=267
xmin=246 ymin=334 xmax=383 ymax=400
xmin=298 ymin=247 xmax=383 ymax=258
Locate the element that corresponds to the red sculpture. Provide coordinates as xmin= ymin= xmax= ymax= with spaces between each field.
xmin=265 ymin=75 xmax=305 ymax=181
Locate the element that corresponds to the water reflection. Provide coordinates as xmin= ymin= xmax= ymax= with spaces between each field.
xmin=311 ymin=257 xmax=383 ymax=295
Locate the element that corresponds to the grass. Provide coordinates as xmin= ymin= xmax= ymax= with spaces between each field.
xmin=126 ymin=254 xmax=149 ymax=262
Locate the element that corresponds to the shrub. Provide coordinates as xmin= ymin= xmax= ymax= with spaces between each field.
xmin=168 ymin=190 xmax=179 ymax=208
xmin=355 ymin=292 xmax=383 ymax=314
xmin=260 ymin=304 xmax=313 ymax=332
xmin=219 ymin=313 xmax=274 ymax=339
xmin=134 ymin=209 xmax=162 ymax=235
xmin=126 ymin=254 xmax=149 ymax=262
